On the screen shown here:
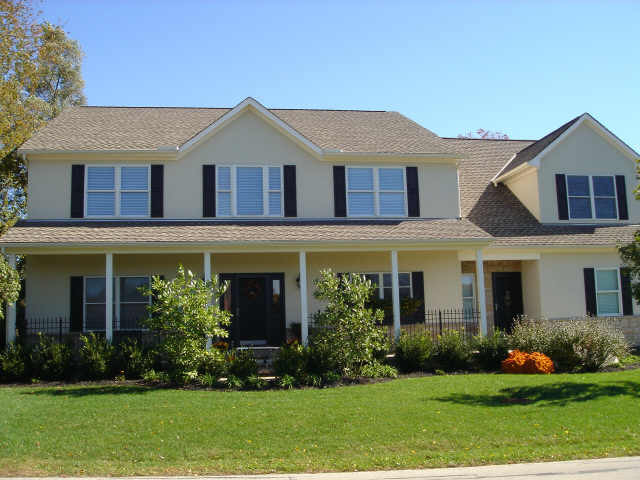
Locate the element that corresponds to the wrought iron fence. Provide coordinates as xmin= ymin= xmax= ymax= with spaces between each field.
xmin=386 ymin=308 xmax=480 ymax=342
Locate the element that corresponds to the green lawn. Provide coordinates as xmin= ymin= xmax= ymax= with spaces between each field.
xmin=1 ymin=370 xmax=639 ymax=476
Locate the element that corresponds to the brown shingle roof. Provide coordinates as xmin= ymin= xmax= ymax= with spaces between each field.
xmin=0 ymin=219 xmax=491 ymax=246
xmin=20 ymin=106 xmax=453 ymax=155
xmin=446 ymin=137 xmax=639 ymax=247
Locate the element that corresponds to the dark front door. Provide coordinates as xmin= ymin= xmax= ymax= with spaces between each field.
xmin=220 ymin=273 xmax=285 ymax=346
xmin=492 ymin=272 xmax=523 ymax=332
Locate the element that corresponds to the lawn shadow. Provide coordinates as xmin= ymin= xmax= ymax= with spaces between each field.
xmin=435 ymin=380 xmax=640 ymax=407
xmin=21 ymin=385 xmax=153 ymax=397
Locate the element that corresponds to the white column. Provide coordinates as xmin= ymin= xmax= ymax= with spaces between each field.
xmin=105 ymin=253 xmax=114 ymax=342
xmin=5 ymin=254 xmax=17 ymax=344
xmin=204 ymin=252 xmax=213 ymax=350
xmin=391 ymin=250 xmax=401 ymax=339
xmin=299 ymin=251 xmax=309 ymax=345
xmin=476 ymin=248 xmax=488 ymax=336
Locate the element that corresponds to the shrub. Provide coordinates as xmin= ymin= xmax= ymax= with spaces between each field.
xmin=226 ymin=349 xmax=258 ymax=379
xmin=142 ymin=368 xmax=170 ymax=384
xmin=472 ymin=330 xmax=510 ymax=371
xmin=305 ymin=341 xmax=338 ymax=376
xmin=502 ymin=350 xmax=554 ymax=374
xmin=431 ymin=329 xmax=472 ymax=371
xmin=273 ymin=341 xmax=307 ymax=378
xmin=77 ymin=333 xmax=114 ymax=380
xmin=141 ymin=265 xmax=232 ymax=378
xmin=28 ymin=334 xmax=73 ymax=380
xmin=0 ymin=343 xmax=27 ymax=382
xmin=198 ymin=348 xmax=227 ymax=379
xmin=225 ymin=374 xmax=245 ymax=390
xmin=510 ymin=316 xmax=629 ymax=372
xmin=111 ymin=338 xmax=153 ymax=379
xmin=245 ymin=374 xmax=268 ymax=390
xmin=198 ymin=372 xmax=217 ymax=388
xmin=278 ymin=374 xmax=297 ymax=389
xmin=359 ymin=361 xmax=398 ymax=378
xmin=310 ymin=270 xmax=389 ymax=376
xmin=394 ymin=331 xmax=433 ymax=373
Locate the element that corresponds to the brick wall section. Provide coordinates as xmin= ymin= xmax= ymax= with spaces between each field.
xmin=461 ymin=260 xmax=522 ymax=332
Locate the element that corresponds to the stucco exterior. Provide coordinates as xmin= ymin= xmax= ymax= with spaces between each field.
xmin=538 ymin=122 xmax=639 ymax=224
xmin=504 ymin=168 xmax=541 ymax=220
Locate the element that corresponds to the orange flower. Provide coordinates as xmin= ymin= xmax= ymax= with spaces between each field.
xmin=501 ymin=350 xmax=554 ymax=374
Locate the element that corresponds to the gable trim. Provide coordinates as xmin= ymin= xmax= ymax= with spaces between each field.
xmin=494 ymin=113 xmax=639 ymax=184
xmin=178 ymin=97 xmax=323 ymax=157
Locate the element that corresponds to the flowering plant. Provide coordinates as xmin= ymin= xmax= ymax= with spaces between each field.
xmin=501 ymin=350 xmax=554 ymax=374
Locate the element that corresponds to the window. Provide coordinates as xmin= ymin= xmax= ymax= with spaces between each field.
xmin=566 ymin=175 xmax=617 ymax=220
xmin=595 ymin=268 xmax=621 ymax=315
xmin=347 ymin=167 xmax=406 ymax=217
xmin=216 ymin=166 xmax=282 ymax=217
xmin=354 ymin=272 xmax=412 ymax=299
xmin=84 ymin=276 xmax=150 ymax=331
xmin=461 ymin=274 xmax=476 ymax=312
xmin=86 ymin=166 xmax=150 ymax=217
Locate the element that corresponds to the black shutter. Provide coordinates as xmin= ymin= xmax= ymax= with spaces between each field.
xmin=411 ymin=271 xmax=425 ymax=322
xmin=406 ymin=167 xmax=420 ymax=217
xmin=283 ymin=165 xmax=297 ymax=217
xmin=70 ymin=276 xmax=84 ymax=332
xmin=583 ymin=268 xmax=597 ymax=316
xmin=333 ymin=166 xmax=346 ymax=217
xmin=620 ymin=268 xmax=633 ymax=315
xmin=70 ymin=165 xmax=85 ymax=218
xmin=555 ymin=174 xmax=569 ymax=220
xmin=150 ymin=165 xmax=164 ymax=217
xmin=203 ymin=165 xmax=216 ymax=217
xmin=615 ymin=175 xmax=629 ymax=220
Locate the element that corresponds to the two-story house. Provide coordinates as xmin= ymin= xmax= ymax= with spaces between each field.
xmin=2 ymin=98 xmax=639 ymax=346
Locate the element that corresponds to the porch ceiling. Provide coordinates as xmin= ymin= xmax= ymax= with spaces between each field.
xmin=0 ymin=219 xmax=491 ymax=251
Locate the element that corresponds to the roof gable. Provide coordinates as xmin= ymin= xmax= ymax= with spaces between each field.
xmin=493 ymin=113 xmax=640 ymax=183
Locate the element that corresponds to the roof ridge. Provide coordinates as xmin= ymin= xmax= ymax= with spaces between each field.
xmin=77 ymin=105 xmax=391 ymax=113
xmin=441 ymin=137 xmax=536 ymax=142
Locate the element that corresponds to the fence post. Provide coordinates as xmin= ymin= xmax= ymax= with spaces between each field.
xmin=438 ymin=310 xmax=443 ymax=335
xmin=59 ymin=316 xmax=63 ymax=341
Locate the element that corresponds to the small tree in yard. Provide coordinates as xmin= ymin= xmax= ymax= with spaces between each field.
xmin=141 ymin=264 xmax=231 ymax=380
xmin=311 ymin=269 xmax=388 ymax=376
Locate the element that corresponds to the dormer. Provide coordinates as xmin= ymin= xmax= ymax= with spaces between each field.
xmin=492 ymin=113 xmax=640 ymax=224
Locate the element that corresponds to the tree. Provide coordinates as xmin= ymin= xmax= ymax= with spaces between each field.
xmin=458 ymin=129 xmax=510 ymax=140
xmin=311 ymin=270 xmax=388 ymax=376
xmin=141 ymin=265 xmax=232 ymax=380
xmin=0 ymin=0 xmax=85 ymax=234
xmin=0 ymin=255 xmax=20 ymax=318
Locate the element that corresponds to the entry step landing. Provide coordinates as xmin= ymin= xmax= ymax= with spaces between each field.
xmin=237 ymin=346 xmax=280 ymax=374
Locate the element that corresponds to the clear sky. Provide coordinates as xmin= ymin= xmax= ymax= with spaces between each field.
xmin=39 ymin=0 xmax=640 ymax=150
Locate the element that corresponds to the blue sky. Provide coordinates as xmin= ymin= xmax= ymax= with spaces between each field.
xmin=40 ymin=0 xmax=640 ymax=150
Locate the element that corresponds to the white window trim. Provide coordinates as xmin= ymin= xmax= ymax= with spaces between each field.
xmin=215 ymin=165 xmax=283 ymax=218
xmin=354 ymin=272 xmax=413 ymax=299
xmin=83 ymin=275 xmax=151 ymax=332
xmin=565 ymin=174 xmax=619 ymax=221
xmin=346 ymin=166 xmax=407 ymax=218
xmin=461 ymin=273 xmax=477 ymax=309
xmin=594 ymin=266 xmax=623 ymax=317
xmin=85 ymin=165 xmax=151 ymax=218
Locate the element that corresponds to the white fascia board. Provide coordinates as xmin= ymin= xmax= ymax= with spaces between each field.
xmin=18 ymin=149 xmax=178 ymax=159
xmin=177 ymin=97 xmax=323 ymax=158
xmin=492 ymin=158 xmax=535 ymax=185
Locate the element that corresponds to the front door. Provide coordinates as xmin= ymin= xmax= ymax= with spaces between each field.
xmin=492 ymin=272 xmax=523 ymax=332
xmin=220 ymin=273 xmax=285 ymax=346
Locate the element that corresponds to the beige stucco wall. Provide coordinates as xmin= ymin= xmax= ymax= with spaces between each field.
xmin=521 ymin=259 xmax=541 ymax=318
xmin=26 ymin=110 xmax=460 ymax=220
xmin=24 ymin=250 xmax=465 ymax=328
xmin=538 ymin=250 xmax=640 ymax=318
xmin=504 ymin=169 xmax=540 ymax=220
xmin=538 ymin=122 xmax=639 ymax=223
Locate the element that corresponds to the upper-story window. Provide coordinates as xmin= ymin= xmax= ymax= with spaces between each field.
xmin=86 ymin=166 xmax=150 ymax=217
xmin=566 ymin=175 xmax=617 ymax=220
xmin=216 ymin=166 xmax=282 ymax=217
xmin=347 ymin=167 xmax=406 ymax=217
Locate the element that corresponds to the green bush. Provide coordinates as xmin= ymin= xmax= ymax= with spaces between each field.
xmin=472 ymin=330 xmax=510 ymax=371
xmin=431 ymin=329 xmax=472 ymax=372
xmin=310 ymin=270 xmax=389 ymax=376
xmin=226 ymin=348 xmax=258 ymax=379
xmin=0 ymin=343 xmax=27 ymax=381
xmin=142 ymin=368 xmax=170 ymax=384
xmin=77 ymin=333 xmax=114 ymax=380
xmin=359 ymin=361 xmax=398 ymax=378
xmin=510 ymin=316 xmax=630 ymax=372
xmin=245 ymin=374 xmax=268 ymax=390
xmin=305 ymin=341 xmax=338 ymax=376
xmin=394 ymin=331 xmax=433 ymax=373
xmin=111 ymin=338 xmax=153 ymax=379
xmin=225 ymin=374 xmax=245 ymax=390
xmin=197 ymin=348 xmax=227 ymax=380
xmin=278 ymin=374 xmax=297 ymax=389
xmin=273 ymin=342 xmax=307 ymax=378
xmin=28 ymin=334 xmax=73 ymax=380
